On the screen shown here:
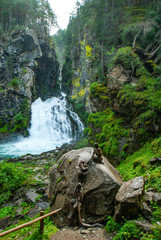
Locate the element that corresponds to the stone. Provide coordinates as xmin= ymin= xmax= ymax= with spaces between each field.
xmin=135 ymin=220 xmax=153 ymax=232
xmin=114 ymin=176 xmax=145 ymax=221
xmin=27 ymin=207 xmax=42 ymax=218
xmin=107 ymin=68 xmax=130 ymax=90
xmin=36 ymin=201 xmax=49 ymax=210
xmin=0 ymin=216 xmax=12 ymax=230
xmin=80 ymin=230 xmax=91 ymax=234
xmin=140 ymin=202 xmax=152 ymax=221
xmin=144 ymin=191 xmax=161 ymax=205
xmin=26 ymin=189 xmax=40 ymax=203
xmin=149 ymin=157 xmax=161 ymax=165
xmin=49 ymin=147 xmax=123 ymax=227
xmin=15 ymin=198 xmax=24 ymax=206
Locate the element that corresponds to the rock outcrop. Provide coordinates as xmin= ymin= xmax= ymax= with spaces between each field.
xmin=114 ymin=176 xmax=145 ymax=221
xmin=49 ymin=147 xmax=123 ymax=227
xmin=0 ymin=29 xmax=59 ymax=140
xmin=144 ymin=191 xmax=161 ymax=205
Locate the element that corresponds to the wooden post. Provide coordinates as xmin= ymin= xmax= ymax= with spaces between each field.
xmin=0 ymin=208 xmax=62 ymax=238
xmin=40 ymin=211 xmax=44 ymax=235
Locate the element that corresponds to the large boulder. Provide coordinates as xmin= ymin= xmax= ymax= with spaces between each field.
xmin=49 ymin=147 xmax=123 ymax=227
xmin=114 ymin=176 xmax=145 ymax=221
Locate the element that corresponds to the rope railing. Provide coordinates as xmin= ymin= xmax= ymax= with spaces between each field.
xmin=0 ymin=208 xmax=62 ymax=238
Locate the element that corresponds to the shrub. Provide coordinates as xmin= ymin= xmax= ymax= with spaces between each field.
xmin=0 ymin=124 xmax=8 ymax=133
xmin=7 ymin=77 xmax=20 ymax=88
xmin=105 ymin=216 xmax=121 ymax=233
xmin=0 ymin=162 xmax=26 ymax=204
xmin=113 ymin=221 xmax=142 ymax=240
xmin=90 ymin=82 xmax=99 ymax=96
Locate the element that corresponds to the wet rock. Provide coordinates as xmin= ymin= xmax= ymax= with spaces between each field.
xmin=114 ymin=176 xmax=144 ymax=221
xmin=49 ymin=147 xmax=123 ymax=227
xmin=144 ymin=191 xmax=161 ymax=205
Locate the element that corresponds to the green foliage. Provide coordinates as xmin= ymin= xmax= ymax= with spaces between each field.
xmin=0 ymin=124 xmax=8 ymax=133
xmin=114 ymin=47 xmax=146 ymax=76
xmin=10 ymin=112 xmax=28 ymax=132
xmin=0 ymin=162 xmax=26 ymax=204
xmin=62 ymin=56 xmax=73 ymax=89
xmin=113 ymin=221 xmax=142 ymax=240
xmin=7 ymin=77 xmax=20 ymax=88
xmin=88 ymin=108 xmax=128 ymax=159
xmin=90 ymin=82 xmax=99 ymax=96
xmin=117 ymin=137 xmax=161 ymax=192
xmin=0 ymin=0 xmax=57 ymax=37
xmin=0 ymin=207 xmax=58 ymax=240
xmin=151 ymin=203 xmax=161 ymax=223
xmin=105 ymin=216 xmax=121 ymax=233
xmin=74 ymin=138 xmax=88 ymax=149
xmin=56 ymin=177 xmax=61 ymax=183
xmin=0 ymin=206 xmax=13 ymax=219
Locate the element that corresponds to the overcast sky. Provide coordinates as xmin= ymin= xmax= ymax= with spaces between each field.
xmin=48 ymin=0 xmax=80 ymax=35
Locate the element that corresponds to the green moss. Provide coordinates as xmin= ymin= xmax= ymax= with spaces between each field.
xmin=85 ymin=44 xmax=92 ymax=58
xmin=90 ymin=82 xmax=108 ymax=97
xmin=7 ymin=77 xmax=20 ymax=88
xmin=88 ymin=108 xmax=129 ymax=159
xmin=74 ymin=138 xmax=88 ymax=149
xmin=117 ymin=137 xmax=161 ymax=192
xmin=114 ymin=47 xmax=142 ymax=72
xmin=72 ymin=77 xmax=80 ymax=88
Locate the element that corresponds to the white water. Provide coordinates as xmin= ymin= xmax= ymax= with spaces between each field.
xmin=0 ymin=93 xmax=84 ymax=159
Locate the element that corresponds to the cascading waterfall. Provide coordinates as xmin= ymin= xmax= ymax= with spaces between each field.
xmin=0 ymin=93 xmax=84 ymax=159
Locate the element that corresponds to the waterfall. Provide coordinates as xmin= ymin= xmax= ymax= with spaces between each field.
xmin=0 ymin=93 xmax=84 ymax=158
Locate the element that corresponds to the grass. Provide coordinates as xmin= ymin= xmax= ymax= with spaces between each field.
xmin=117 ymin=137 xmax=161 ymax=192
xmin=0 ymin=208 xmax=58 ymax=240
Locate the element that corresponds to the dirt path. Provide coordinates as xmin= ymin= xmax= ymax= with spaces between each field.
xmin=50 ymin=227 xmax=115 ymax=240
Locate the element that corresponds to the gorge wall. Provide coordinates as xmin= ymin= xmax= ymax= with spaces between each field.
xmin=0 ymin=29 xmax=59 ymax=141
xmin=59 ymin=1 xmax=161 ymax=165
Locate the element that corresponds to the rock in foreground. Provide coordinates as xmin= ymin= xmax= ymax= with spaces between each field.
xmin=114 ymin=176 xmax=145 ymax=221
xmin=49 ymin=147 xmax=123 ymax=227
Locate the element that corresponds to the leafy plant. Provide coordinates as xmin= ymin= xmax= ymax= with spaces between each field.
xmin=113 ymin=221 xmax=142 ymax=240
xmin=0 ymin=206 xmax=13 ymax=219
xmin=0 ymin=162 xmax=27 ymax=204
xmin=105 ymin=216 xmax=121 ymax=233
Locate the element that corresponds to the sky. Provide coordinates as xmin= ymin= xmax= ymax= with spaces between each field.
xmin=48 ymin=0 xmax=80 ymax=35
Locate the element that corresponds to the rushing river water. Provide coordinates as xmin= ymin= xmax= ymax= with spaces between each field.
xmin=0 ymin=93 xmax=84 ymax=159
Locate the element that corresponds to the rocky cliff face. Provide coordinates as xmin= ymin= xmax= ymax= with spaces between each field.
xmin=61 ymin=34 xmax=97 ymax=124
xmin=0 ymin=29 xmax=59 ymax=141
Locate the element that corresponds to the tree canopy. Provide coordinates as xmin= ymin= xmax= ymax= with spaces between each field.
xmin=0 ymin=0 xmax=57 ymax=36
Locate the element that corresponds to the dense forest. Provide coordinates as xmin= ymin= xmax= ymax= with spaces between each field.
xmin=54 ymin=0 xmax=161 ymax=160
xmin=0 ymin=0 xmax=56 ymax=36
xmin=0 ymin=0 xmax=161 ymax=239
